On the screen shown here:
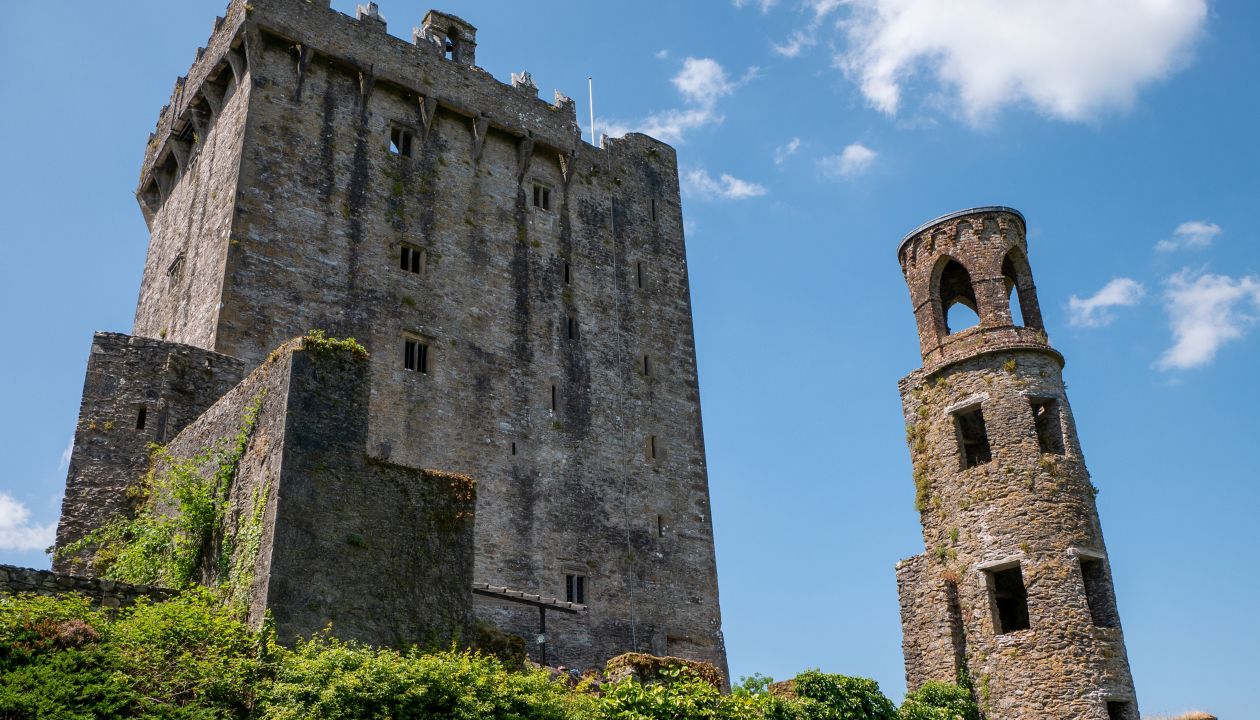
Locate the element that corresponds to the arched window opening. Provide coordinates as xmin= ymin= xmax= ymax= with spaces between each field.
xmin=445 ymin=27 xmax=460 ymax=60
xmin=1002 ymin=250 xmax=1042 ymax=329
xmin=938 ymin=259 xmax=979 ymax=335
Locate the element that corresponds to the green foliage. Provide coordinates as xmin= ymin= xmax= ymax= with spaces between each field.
xmin=734 ymin=673 xmax=774 ymax=696
xmin=790 ymin=671 xmax=898 ymax=720
xmin=899 ymin=682 xmax=979 ymax=720
xmin=57 ymin=393 xmax=266 ymax=605
xmin=301 ymin=330 xmax=368 ymax=359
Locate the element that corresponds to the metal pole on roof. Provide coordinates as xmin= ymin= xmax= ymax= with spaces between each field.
xmin=588 ymin=76 xmax=596 ymax=146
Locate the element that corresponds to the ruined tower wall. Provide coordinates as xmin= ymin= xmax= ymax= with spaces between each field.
xmin=111 ymin=0 xmax=725 ymax=674
xmin=54 ymin=333 xmax=245 ymax=573
xmin=895 ymin=208 xmax=1138 ymax=720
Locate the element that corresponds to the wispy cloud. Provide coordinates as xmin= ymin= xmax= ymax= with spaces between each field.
xmin=818 ymin=143 xmax=878 ymax=179
xmin=602 ymin=57 xmax=755 ymax=144
xmin=772 ymin=0 xmax=843 ymax=58
xmin=1068 ymin=278 xmax=1146 ymax=327
xmin=683 ymin=168 xmax=768 ymax=200
xmin=0 ymin=491 xmax=56 ymax=552
xmin=1157 ymin=269 xmax=1260 ymax=370
xmin=733 ymin=0 xmax=780 ymax=13
xmin=654 ymin=49 xmax=669 ymax=60
xmin=1155 ymin=220 xmax=1222 ymax=252
xmin=775 ymin=137 xmax=801 ymax=165
xmin=828 ymin=0 xmax=1206 ymax=124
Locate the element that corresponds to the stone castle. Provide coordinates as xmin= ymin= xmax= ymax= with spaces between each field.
xmin=21 ymin=2 xmax=1144 ymax=715
xmin=51 ymin=0 xmax=725 ymax=676
xmin=893 ymin=208 xmax=1139 ymax=719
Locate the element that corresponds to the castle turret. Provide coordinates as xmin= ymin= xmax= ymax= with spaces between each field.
xmin=893 ymin=208 xmax=1139 ymax=720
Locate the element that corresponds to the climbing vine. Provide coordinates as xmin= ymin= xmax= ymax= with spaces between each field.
xmin=59 ymin=391 xmax=268 ymax=608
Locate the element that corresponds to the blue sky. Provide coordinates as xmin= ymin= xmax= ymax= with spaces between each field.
xmin=1 ymin=0 xmax=1257 ymax=715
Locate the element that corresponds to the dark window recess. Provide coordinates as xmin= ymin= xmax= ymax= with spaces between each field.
xmin=550 ymin=383 xmax=557 ymax=412
xmin=511 ymin=442 xmax=517 ymax=456
xmin=642 ymin=354 xmax=651 ymax=376
xmin=647 ymin=435 xmax=657 ymax=460
xmin=400 ymin=245 xmax=425 ymax=274
xmin=1106 ymin=702 xmax=1131 ymax=720
xmin=565 ymin=574 xmax=585 ymax=604
xmin=533 ymin=184 xmax=552 ymax=211
xmin=657 ymin=514 xmax=664 ymax=537
xmin=135 ymin=407 xmax=147 ymax=431
xmin=390 ymin=126 xmax=413 ymax=156
xmin=989 ymin=565 xmax=1031 ymax=634
xmin=167 ymin=253 xmax=185 ymax=282
xmin=566 ymin=316 xmax=576 ymax=340
xmin=404 ymin=338 xmax=429 ymax=373
xmin=1080 ymin=557 xmax=1119 ymax=628
xmin=650 ymin=198 xmax=657 ymax=222
xmin=636 ymin=262 xmax=644 ymax=289
xmin=1030 ymin=398 xmax=1065 ymax=455
xmin=954 ymin=406 xmax=992 ymax=469
xmin=563 ymin=261 xmax=571 ymax=284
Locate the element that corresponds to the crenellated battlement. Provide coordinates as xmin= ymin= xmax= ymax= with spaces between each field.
xmin=137 ymin=0 xmax=600 ymax=222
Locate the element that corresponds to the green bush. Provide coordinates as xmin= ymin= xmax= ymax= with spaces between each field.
xmin=898 ymin=681 xmax=980 ymax=720
xmin=790 ymin=671 xmax=898 ymax=720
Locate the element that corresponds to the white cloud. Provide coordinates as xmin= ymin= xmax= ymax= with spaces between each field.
xmin=772 ymin=0 xmax=844 ymax=57
xmin=818 ymin=143 xmax=878 ymax=178
xmin=0 ymin=491 xmax=56 ymax=552
xmin=775 ymin=137 xmax=802 ymax=165
xmin=603 ymin=57 xmax=754 ymax=144
xmin=1157 ymin=269 xmax=1260 ymax=370
xmin=833 ymin=0 xmax=1207 ymax=124
xmin=1155 ymin=220 xmax=1222 ymax=252
xmin=654 ymin=49 xmax=669 ymax=60
xmin=1068 ymin=278 xmax=1146 ymax=327
xmin=683 ymin=168 xmax=768 ymax=200
xmin=734 ymin=0 xmax=780 ymax=12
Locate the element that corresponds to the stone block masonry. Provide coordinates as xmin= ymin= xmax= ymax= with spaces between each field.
xmin=98 ymin=0 xmax=726 ymax=675
xmin=1 ymin=564 xmax=173 ymax=609
xmin=893 ymin=208 xmax=1139 ymax=720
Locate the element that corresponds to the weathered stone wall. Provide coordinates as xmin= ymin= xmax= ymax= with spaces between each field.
xmin=121 ymin=0 xmax=725 ymax=675
xmin=896 ymin=554 xmax=965 ymax=688
xmin=894 ymin=208 xmax=1138 ymax=720
xmin=161 ymin=340 xmax=476 ymax=646
xmin=1 ymin=564 xmax=172 ymax=609
xmin=54 ymin=333 xmax=245 ymax=573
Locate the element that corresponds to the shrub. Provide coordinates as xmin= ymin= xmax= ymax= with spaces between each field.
xmin=790 ymin=671 xmax=898 ymax=720
xmin=899 ymin=681 xmax=980 ymax=720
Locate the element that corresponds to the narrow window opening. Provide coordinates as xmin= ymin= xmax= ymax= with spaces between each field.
xmin=565 ymin=574 xmax=586 ymax=604
xmin=953 ymin=406 xmax=992 ymax=469
xmin=135 ymin=407 xmax=147 ymax=431
xmin=642 ymin=354 xmax=651 ymax=376
xmin=403 ymin=337 xmax=429 ymax=373
xmin=1002 ymin=250 xmax=1043 ymax=330
xmin=646 ymin=435 xmax=657 ymax=460
xmin=167 ymin=253 xmax=186 ymax=283
xmin=389 ymin=126 xmax=413 ymax=157
xmin=511 ymin=442 xmax=517 ymax=456
xmin=988 ymin=565 xmax=1031 ymax=634
xmin=563 ymin=261 xmax=571 ymax=284
xmin=1030 ymin=398 xmax=1065 ymax=455
xmin=532 ymin=184 xmax=552 ymax=211
xmin=1106 ymin=701 xmax=1131 ymax=720
xmin=937 ymin=258 xmax=979 ymax=335
xmin=566 ymin=316 xmax=576 ymax=340
xmin=650 ymin=198 xmax=657 ymax=222
xmin=550 ymin=383 xmax=557 ymax=412
xmin=1080 ymin=557 xmax=1119 ymax=628
xmin=636 ymin=262 xmax=644 ymax=289
xmin=657 ymin=514 xmax=664 ymax=537
xmin=400 ymin=245 xmax=425 ymax=275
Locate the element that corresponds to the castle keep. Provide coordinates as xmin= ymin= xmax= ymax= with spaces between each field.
xmin=53 ymin=0 xmax=726 ymax=675
xmin=894 ymin=208 xmax=1139 ymax=719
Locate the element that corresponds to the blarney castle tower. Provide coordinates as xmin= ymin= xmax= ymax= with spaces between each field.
xmin=53 ymin=0 xmax=726 ymax=676
xmin=893 ymin=208 xmax=1139 ymax=719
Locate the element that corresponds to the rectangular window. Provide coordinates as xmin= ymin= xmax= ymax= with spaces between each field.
xmin=550 ymin=383 xmax=557 ymax=412
xmin=565 ymin=574 xmax=586 ymax=604
xmin=636 ymin=262 xmax=644 ymax=289
xmin=953 ymin=406 xmax=992 ymax=469
xmin=403 ymin=337 xmax=429 ymax=373
xmin=641 ymin=354 xmax=651 ymax=376
xmin=135 ymin=407 xmax=147 ymax=431
xmin=1106 ymin=701 xmax=1131 ymax=720
xmin=390 ymin=126 xmax=413 ymax=156
xmin=1030 ymin=398 xmax=1065 ymax=455
xmin=563 ymin=260 xmax=571 ymax=284
xmin=650 ymin=198 xmax=657 ymax=222
xmin=988 ymin=564 xmax=1031 ymax=634
xmin=510 ymin=441 xmax=517 ymax=456
xmin=399 ymin=245 xmax=425 ymax=275
xmin=1079 ymin=557 xmax=1119 ymax=628
xmin=646 ymin=435 xmax=657 ymax=460
xmin=167 ymin=253 xmax=185 ymax=283
xmin=566 ymin=316 xmax=576 ymax=340
xmin=532 ymin=183 xmax=552 ymax=211
xmin=657 ymin=514 xmax=664 ymax=537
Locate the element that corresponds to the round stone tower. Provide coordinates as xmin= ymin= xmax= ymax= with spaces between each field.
xmin=893 ymin=207 xmax=1139 ymax=720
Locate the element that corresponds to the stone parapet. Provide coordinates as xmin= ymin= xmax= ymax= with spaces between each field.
xmin=0 ymin=564 xmax=173 ymax=609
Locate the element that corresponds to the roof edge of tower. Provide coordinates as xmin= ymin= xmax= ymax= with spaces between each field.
xmin=897 ymin=206 xmax=1026 ymax=254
